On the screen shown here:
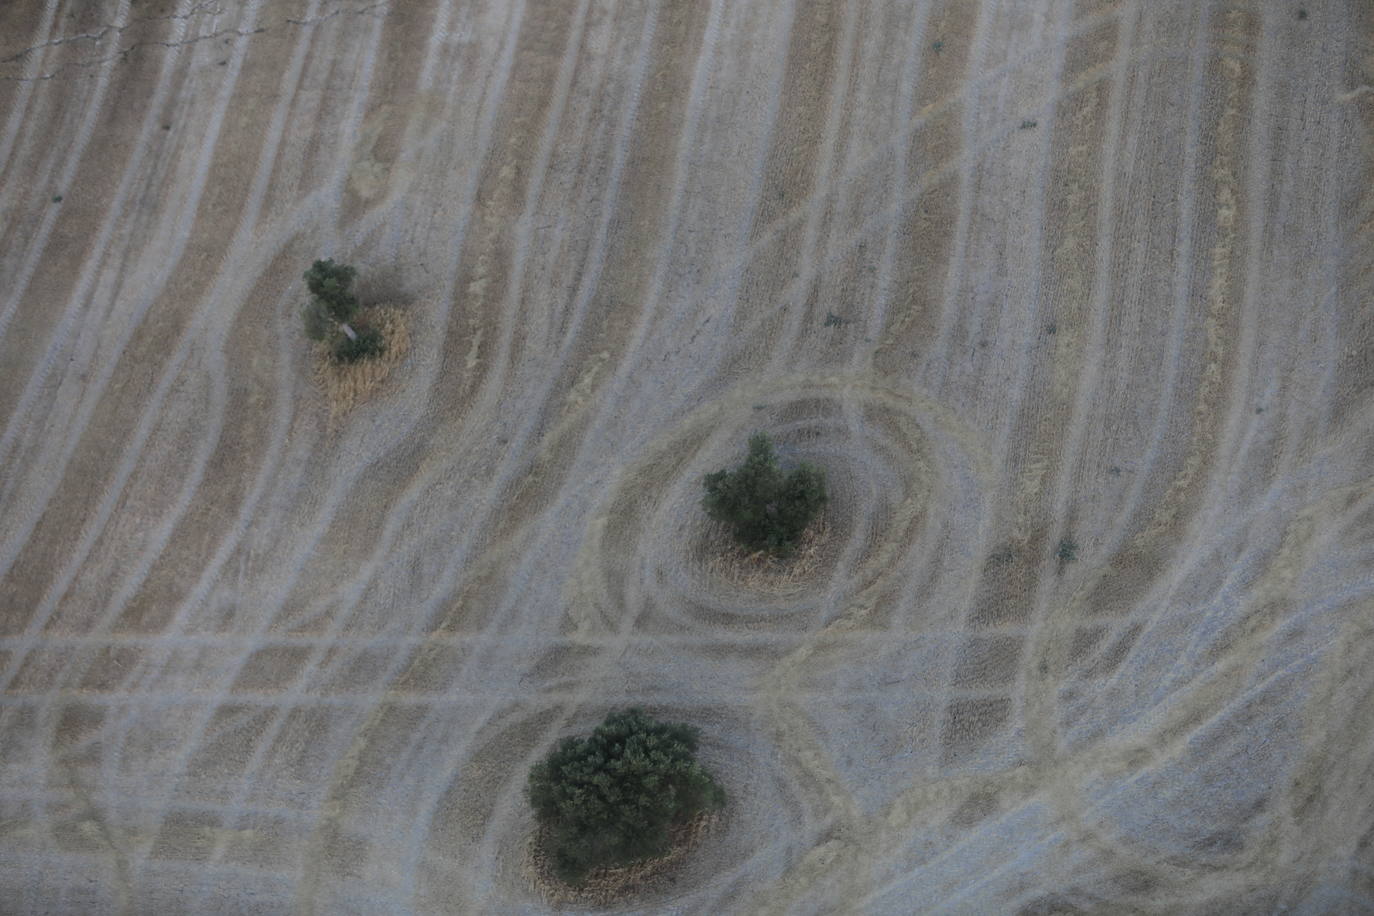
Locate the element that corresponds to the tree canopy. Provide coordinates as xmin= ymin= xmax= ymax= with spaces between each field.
xmin=702 ymin=432 xmax=827 ymax=556
xmin=527 ymin=708 xmax=726 ymax=884
xmin=303 ymin=258 xmax=358 ymax=323
xmin=301 ymin=258 xmax=384 ymax=362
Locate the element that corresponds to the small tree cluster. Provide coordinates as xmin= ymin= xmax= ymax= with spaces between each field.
xmin=527 ymin=708 xmax=726 ymax=885
xmin=302 ymin=258 xmax=384 ymax=362
xmin=702 ymin=432 xmax=827 ymax=556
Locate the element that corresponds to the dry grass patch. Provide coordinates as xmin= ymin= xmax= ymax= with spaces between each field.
xmin=311 ymin=305 xmax=410 ymax=424
xmin=524 ymin=812 xmax=719 ymax=909
xmin=704 ymin=517 xmax=830 ymax=595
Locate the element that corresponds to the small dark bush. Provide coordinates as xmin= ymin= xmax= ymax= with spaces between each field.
xmin=527 ymin=708 xmax=725 ymax=885
xmin=702 ymin=432 xmax=827 ymax=556
xmin=304 ymin=258 xmax=359 ymax=324
xmin=301 ymin=258 xmax=387 ymax=362
xmin=333 ymin=327 xmax=384 ymax=363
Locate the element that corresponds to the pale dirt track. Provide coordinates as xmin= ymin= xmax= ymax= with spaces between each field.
xmin=0 ymin=1 xmax=1372 ymax=913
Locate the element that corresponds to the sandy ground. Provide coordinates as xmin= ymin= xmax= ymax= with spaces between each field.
xmin=1 ymin=1 xmax=1372 ymax=913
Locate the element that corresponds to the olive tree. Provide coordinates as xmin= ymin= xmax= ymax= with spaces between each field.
xmin=527 ymin=708 xmax=726 ymax=884
xmin=302 ymin=258 xmax=383 ymax=362
xmin=702 ymin=432 xmax=827 ymax=556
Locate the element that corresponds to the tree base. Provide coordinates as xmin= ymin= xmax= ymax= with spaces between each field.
xmin=703 ymin=518 xmax=830 ymax=596
xmin=311 ymin=305 xmax=410 ymax=426
xmin=524 ymin=812 xmax=718 ymax=909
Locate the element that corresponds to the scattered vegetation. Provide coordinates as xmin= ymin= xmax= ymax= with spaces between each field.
xmin=1020 ymin=119 xmax=1038 ymax=130
xmin=312 ymin=306 xmax=410 ymax=423
xmin=302 ymin=258 xmax=386 ymax=363
xmin=333 ymin=327 xmax=385 ymax=363
xmin=987 ymin=545 xmax=1016 ymax=567
xmin=703 ymin=432 xmax=828 ymax=557
xmin=1056 ymin=537 xmax=1079 ymax=567
xmin=823 ymin=312 xmax=848 ymax=328
xmin=527 ymin=709 xmax=726 ymax=885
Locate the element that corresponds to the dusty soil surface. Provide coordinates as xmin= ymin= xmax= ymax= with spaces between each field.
xmin=1 ymin=1 xmax=1372 ymax=913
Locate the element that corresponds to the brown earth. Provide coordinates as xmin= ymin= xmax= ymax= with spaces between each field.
xmin=0 ymin=1 xmax=1371 ymax=914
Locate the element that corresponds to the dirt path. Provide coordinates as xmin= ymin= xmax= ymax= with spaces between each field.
xmin=0 ymin=1 xmax=1371 ymax=913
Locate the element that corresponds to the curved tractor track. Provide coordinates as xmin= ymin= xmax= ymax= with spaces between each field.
xmin=1 ymin=1 xmax=1371 ymax=913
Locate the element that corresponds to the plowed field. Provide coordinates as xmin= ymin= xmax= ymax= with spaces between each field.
xmin=1 ymin=1 xmax=1372 ymax=913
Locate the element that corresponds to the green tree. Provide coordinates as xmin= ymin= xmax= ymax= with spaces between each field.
xmin=527 ymin=708 xmax=726 ymax=884
xmin=702 ymin=432 xmax=827 ymax=556
xmin=302 ymin=258 xmax=384 ymax=361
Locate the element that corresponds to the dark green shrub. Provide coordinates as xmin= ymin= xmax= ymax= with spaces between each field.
xmin=527 ymin=708 xmax=726 ymax=885
xmin=303 ymin=258 xmax=358 ymax=323
xmin=1055 ymin=537 xmax=1078 ymax=571
xmin=333 ymin=327 xmax=385 ymax=363
xmin=302 ymin=259 xmax=386 ymax=362
xmin=702 ymin=432 xmax=827 ymax=556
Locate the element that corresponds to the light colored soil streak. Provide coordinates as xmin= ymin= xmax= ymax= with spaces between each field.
xmin=0 ymin=2 xmax=1371 ymax=914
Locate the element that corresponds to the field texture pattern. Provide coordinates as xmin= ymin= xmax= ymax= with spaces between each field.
xmin=1 ymin=0 xmax=1372 ymax=913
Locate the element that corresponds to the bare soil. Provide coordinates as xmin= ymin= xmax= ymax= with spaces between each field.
xmin=0 ymin=1 xmax=1371 ymax=914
